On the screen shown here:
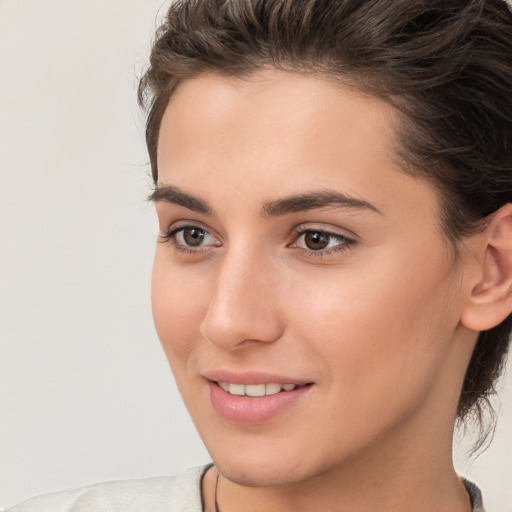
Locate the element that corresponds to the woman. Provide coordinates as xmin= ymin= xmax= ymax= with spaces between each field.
xmin=8 ymin=0 xmax=512 ymax=510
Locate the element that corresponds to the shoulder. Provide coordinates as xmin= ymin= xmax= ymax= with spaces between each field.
xmin=4 ymin=465 xmax=210 ymax=512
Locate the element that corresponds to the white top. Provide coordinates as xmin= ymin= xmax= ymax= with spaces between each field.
xmin=5 ymin=465 xmax=208 ymax=512
xmin=5 ymin=465 xmax=485 ymax=512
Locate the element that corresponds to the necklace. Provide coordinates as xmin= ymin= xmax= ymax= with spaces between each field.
xmin=203 ymin=466 xmax=221 ymax=512
xmin=214 ymin=467 xmax=220 ymax=512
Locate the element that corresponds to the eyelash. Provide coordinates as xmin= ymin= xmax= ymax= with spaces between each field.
xmin=291 ymin=228 xmax=355 ymax=258
xmin=159 ymin=224 xmax=218 ymax=255
xmin=159 ymin=224 xmax=355 ymax=258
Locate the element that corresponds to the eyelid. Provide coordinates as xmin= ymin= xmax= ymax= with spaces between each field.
xmin=159 ymin=221 xmax=221 ymax=251
xmin=291 ymin=222 xmax=357 ymax=241
xmin=290 ymin=224 xmax=357 ymax=257
xmin=160 ymin=219 xmax=217 ymax=237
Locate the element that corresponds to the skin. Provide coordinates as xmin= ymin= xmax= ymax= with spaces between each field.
xmin=151 ymin=70 xmax=485 ymax=512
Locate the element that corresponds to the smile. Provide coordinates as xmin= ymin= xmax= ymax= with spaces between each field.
xmin=217 ymin=381 xmax=300 ymax=397
xmin=209 ymin=379 xmax=313 ymax=423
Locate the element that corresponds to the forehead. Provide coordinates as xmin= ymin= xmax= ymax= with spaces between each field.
xmin=156 ymin=69 xmax=440 ymax=222
xmin=157 ymin=69 xmax=399 ymax=175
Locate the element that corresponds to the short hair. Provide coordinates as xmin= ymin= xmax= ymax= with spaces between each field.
xmin=139 ymin=0 xmax=512 ymax=442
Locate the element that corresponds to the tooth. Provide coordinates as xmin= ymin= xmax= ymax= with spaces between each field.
xmin=245 ymin=384 xmax=266 ymax=397
xmin=265 ymin=383 xmax=281 ymax=395
xmin=229 ymin=383 xmax=245 ymax=396
xmin=220 ymin=381 xmax=299 ymax=396
xmin=218 ymin=381 xmax=230 ymax=392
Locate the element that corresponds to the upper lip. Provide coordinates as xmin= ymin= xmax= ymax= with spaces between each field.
xmin=202 ymin=369 xmax=312 ymax=386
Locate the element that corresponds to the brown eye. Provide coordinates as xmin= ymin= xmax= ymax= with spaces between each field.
xmin=304 ymin=231 xmax=330 ymax=250
xmin=182 ymin=227 xmax=206 ymax=246
xmin=165 ymin=225 xmax=220 ymax=251
xmin=294 ymin=229 xmax=353 ymax=255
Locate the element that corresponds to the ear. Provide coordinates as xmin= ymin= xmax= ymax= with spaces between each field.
xmin=461 ymin=203 xmax=512 ymax=331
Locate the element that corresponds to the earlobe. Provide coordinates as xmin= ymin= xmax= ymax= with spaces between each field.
xmin=461 ymin=203 xmax=512 ymax=332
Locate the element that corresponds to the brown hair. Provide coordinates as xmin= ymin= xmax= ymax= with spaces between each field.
xmin=139 ymin=0 xmax=512 ymax=441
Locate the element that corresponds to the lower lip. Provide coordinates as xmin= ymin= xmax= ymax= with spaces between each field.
xmin=208 ymin=381 xmax=312 ymax=424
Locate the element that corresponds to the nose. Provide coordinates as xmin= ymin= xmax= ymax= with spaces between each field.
xmin=200 ymin=250 xmax=284 ymax=351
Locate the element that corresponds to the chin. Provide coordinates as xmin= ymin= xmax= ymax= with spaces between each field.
xmin=206 ymin=439 xmax=327 ymax=488
xmin=215 ymin=459 xmax=304 ymax=488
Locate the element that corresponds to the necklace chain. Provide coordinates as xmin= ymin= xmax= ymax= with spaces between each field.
xmin=214 ymin=466 xmax=220 ymax=512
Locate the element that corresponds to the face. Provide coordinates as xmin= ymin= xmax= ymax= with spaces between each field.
xmin=152 ymin=70 xmax=474 ymax=487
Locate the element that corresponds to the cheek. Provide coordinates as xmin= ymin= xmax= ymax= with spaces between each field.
xmin=292 ymin=249 xmax=460 ymax=403
xmin=151 ymin=251 xmax=209 ymax=362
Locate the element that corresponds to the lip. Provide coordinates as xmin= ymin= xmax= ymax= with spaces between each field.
xmin=203 ymin=369 xmax=312 ymax=386
xmin=204 ymin=370 xmax=313 ymax=424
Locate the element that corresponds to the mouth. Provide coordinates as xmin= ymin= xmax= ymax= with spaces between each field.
xmin=216 ymin=381 xmax=306 ymax=397
xmin=207 ymin=378 xmax=313 ymax=423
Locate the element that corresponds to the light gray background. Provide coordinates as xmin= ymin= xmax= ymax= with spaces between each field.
xmin=1 ymin=1 xmax=511 ymax=510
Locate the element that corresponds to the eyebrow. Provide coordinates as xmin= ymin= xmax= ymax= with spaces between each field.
xmin=149 ymin=185 xmax=381 ymax=217
xmin=262 ymin=190 xmax=382 ymax=217
xmin=148 ymin=185 xmax=212 ymax=215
